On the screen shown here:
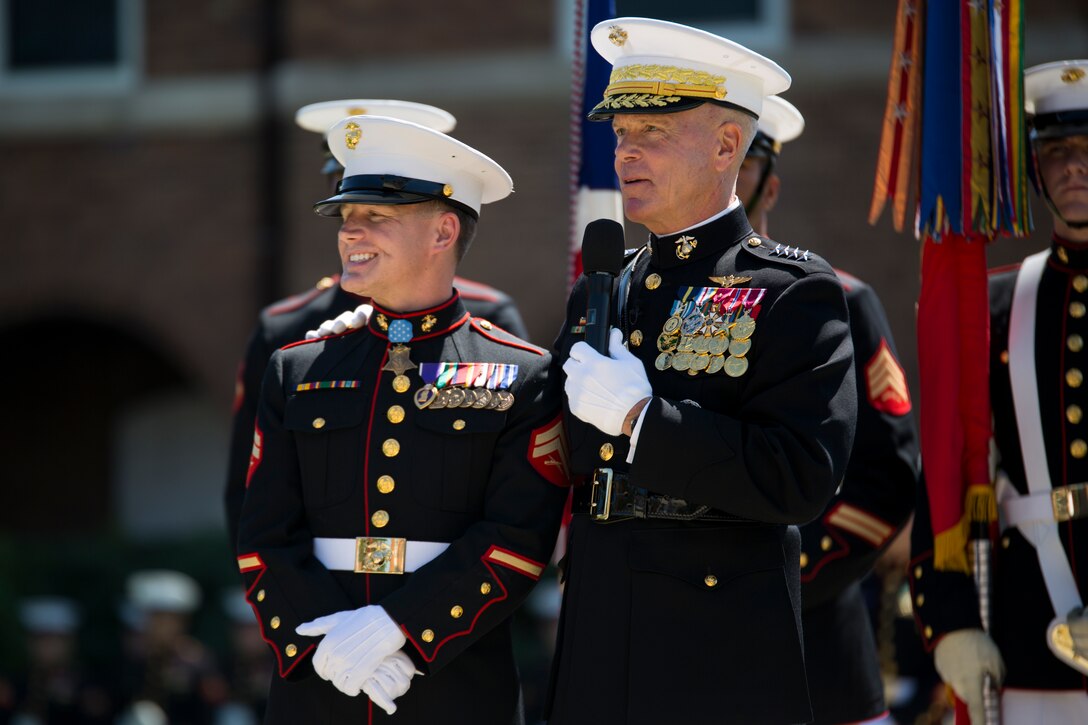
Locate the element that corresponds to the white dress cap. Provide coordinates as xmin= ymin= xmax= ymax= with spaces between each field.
xmin=315 ymin=115 xmax=513 ymax=218
xmin=127 ymin=569 xmax=201 ymax=614
xmin=1025 ymin=60 xmax=1088 ymax=140
xmin=758 ymin=95 xmax=805 ymax=147
xmin=589 ymin=17 xmax=791 ymax=120
xmin=295 ymin=99 xmax=456 ymax=136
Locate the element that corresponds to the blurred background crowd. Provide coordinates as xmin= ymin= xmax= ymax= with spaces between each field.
xmin=0 ymin=1 xmax=1084 ymax=723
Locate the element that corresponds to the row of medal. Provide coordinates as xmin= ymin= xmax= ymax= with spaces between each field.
xmin=413 ymin=362 xmax=519 ymax=411
xmin=654 ymin=286 xmax=765 ymax=378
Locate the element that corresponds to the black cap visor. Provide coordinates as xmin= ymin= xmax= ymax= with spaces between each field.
xmin=313 ymin=174 xmax=477 ymax=218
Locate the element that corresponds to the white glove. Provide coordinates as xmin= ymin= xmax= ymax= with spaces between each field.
xmin=934 ymin=628 xmax=1005 ymax=725
xmin=563 ymin=328 xmax=652 ymax=436
xmin=1066 ymin=607 xmax=1088 ymax=654
xmin=295 ymin=604 xmax=405 ymax=695
xmin=362 ymin=650 xmax=418 ymax=714
xmin=305 ymin=303 xmax=373 ymax=340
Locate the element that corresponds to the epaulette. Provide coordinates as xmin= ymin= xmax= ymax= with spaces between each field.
xmin=278 ymin=324 xmax=363 ymax=352
xmin=469 ymin=318 xmax=545 ymax=356
xmin=265 ymin=275 xmax=338 ymax=316
xmin=454 ymin=275 xmax=503 ymax=303
xmin=740 ymin=235 xmax=823 ymax=272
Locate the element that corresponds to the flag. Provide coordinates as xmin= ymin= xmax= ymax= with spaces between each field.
xmin=568 ymin=0 xmax=624 ymax=287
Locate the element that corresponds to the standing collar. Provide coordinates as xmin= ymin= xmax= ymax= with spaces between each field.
xmin=1051 ymin=233 xmax=1088 ymax=271
xmin=366 ymin=292 xmax=470 ymax=341
xmin=648 ymin=204 xmax=755 ymax=269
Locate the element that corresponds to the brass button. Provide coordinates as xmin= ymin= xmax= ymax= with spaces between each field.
xmin=799 ymin=552 xmax=809 ymax=568
xmin=392 ymin=375 xmax=411 ymax=393
xmin=270 ymin=616 xmax=281 ymax=630
xmin=421 ymin=629 xmax=435 ymax=643
xmin=382 ymin=438 xmax=400 ymax=457
xmin=599 ymin=443 xmax=614 ymax=462
xmin=645 ymin=273 xmax=662 ymax=290
xmin=312 ymin=417 xmax=326 ymax=429
xmin=480 ymin=582 xmax=492 ymax=595
xmin=1000 ymin=350 xmax=1010 ymax=365
xmin=479 ymin=319 xmax=493 ymax=330
xmin=371 ymin=510 xmax=390 ymax=528
xmin=452 ymin=419 xmax=466 ymax=431
xmin=704 ymin=575 xmax=718 ymax=588
xmin=1068 ymin=369 xmax=1083 ymax=388
xmin=747 ymin=237 xmax=762 ymax=247
xmin=257 ymin=589 xmax=266 ymax=602
xmin=820 ymin=536 xmax=833 ymax=551
xmin=914 ymin=566 xmax=923 ymax=579
xmin=1072 ymin=439 xmax=1088 ymax=459
xmin=285 ymin=644 xmax=298 ymax=657
xmin=376 ymin=475 xmax=395 ymax=494
xmin=1071 ymin=334 xmax=1085 ymax=353
xmin=450 ymin=605 xmax=464 ymax=619
xmin=1072 ymin=301 xmax=1086 ymax=319
xmin=1060 ymin=247 xmax=1071 ymax=264
xmin=1076 ymin=275 xmax=1088 ymax=293
xmin=1001 ymin=536 xmax=1011 ymax=549
xmin=915 ymin=594 xmax=925 ymax=607
xmin=924 ymin=626 xmax=933 ymax=639
xmin=1069 ymin=405 xmax=1083 ymax=425
xmin=387 ymin=405 xmax=405 ymax=424
xmin=630 ymin=329 xmax=643 ymax=347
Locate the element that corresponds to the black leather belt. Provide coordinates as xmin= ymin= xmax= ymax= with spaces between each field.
xmin=571 ymin=468 xmax=747 ymax=523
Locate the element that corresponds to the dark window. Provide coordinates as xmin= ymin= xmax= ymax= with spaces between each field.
xmin=6 ymin=0 xmax=119 ymax=70
xmin=616 ymin=0 xmax=759 ymax=24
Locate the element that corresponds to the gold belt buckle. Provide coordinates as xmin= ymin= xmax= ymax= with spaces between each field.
xmin=590 ymin=468 xmax=613 ymax=521
xmin=354 ymin=537 xmax=406 ymax=574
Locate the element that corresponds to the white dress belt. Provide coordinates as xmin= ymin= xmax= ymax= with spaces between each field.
xmin=313 ymin=537 xmax=449 ymax=574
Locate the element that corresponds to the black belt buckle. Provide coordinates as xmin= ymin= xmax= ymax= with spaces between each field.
xmin=590 ymin=468 xmax=614 ymax=521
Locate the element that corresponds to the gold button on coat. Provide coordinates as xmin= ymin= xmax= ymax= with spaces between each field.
xmin=599 ymin=443 xmax=614 ymax=462
xmin=1072 ymin=439 xmax=1088 ymax=459
xmin=387 ymin=405 xmax=405 ymax=424
xmin=1000 ymin=350 xmax=1009 ymax=364
xmin=645 ymin=273 xmax=662 ymax=290
xmin=479 ymin=320 xmax=493 ymax=330
xmin=1069 ymin=405 xmax=1084 ymax=425
xmin=704 ymin=575 xmax=718 ymax=588
xmin=480 ymin=582 xmax=492 ymax=595
xmin=799 ymin=552 xmax=809 ymax=568
xmin=1076 ymin=275 xmax=1088 ymax=293
xmin=747 ymin=237 xmax=762 ymax=247
xmin=1072 ymin=301 xmax=1086 ymax=319
xmin=820 ymin=536 xmax=833 ymax=551
xmin=452 ymin=419 xmax=466 ymax=431
xmin=914 ymin=566 xmax=923 ymax=579
xmin=392 ymin=375 xmax=411 ymax=393
xmin=285 ymin=644 xmax=298 ymax=657
xmin=270 ymin=616 xmax=281 ymax=629
xmin=257 ymin=589 xmax=266 ymax=602
xmin=450 ymin=606 xmax=464 ymax=619
xmin=376 ymin=475 xmax=395 ymax=494
xmin=312 ymin=417 xmax=326 ymax=429
xmin=382 ymin=439 xmax=400 ymax=457
xmin=924 ymin=626 xmax=933 ymax=639
xmin=1070 ymin=334 xmax=1085 ymax=353
xmin=1001 ymin=536 xmax=1011 ymax=549
xmin=915 ymin=594 xmax=925 ymax=607
xmin=1068 ymin=369 xmax=1083 ymax=388
xmin=371 ymin=510 xmax=390 ymax=528
xmin=422 ymin=629 xmax=435 ymax=643
xmin=630 ymin=330 xmax=643 ymax=347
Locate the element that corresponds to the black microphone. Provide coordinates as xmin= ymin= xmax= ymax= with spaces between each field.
xmin=581 ymin=219 xmax=626 ymax=354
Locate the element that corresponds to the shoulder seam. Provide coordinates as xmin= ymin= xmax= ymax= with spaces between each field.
xmin=469 ymin=319 xmax=544 ymax=355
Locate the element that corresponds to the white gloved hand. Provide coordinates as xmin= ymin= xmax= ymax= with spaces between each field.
xmin=563 ymin=328 xmax=652 ymax=436
xmin=934 ymin=628 xmax=1005 ymax=725
xmin=361 ymin=650 xmax=418 ymax=714
xmin=1066 ymin=607 xmax=1088 ymax=654
xmin=295 ymin=604 xmax=405 ymax=694
xmin=305 ymin=303 xmax=373 ymax=340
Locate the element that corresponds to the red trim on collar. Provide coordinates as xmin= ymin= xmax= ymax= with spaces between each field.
xmin=278 ymin=325 xmax=364 ymax=351
xmin=368 ymin=312 xmax=471 ymax=342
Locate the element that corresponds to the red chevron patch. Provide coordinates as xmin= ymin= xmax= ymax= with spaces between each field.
xmin=245 ymin=425 xmax=263 ymax=488
xmin=528 ymin=414 xmax=571 ymax=487
xmin=865 ymin=339 xmax=911 ymax=416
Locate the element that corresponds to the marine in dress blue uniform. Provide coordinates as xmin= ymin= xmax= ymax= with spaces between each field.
xmin=224 ymin=100 xmax=528 ymax=553
xmin=236 ymin=116 xmax=569 ymax=723
xmin=547 ymin=19 xmax=857 ymax=725
xmin=742 ymin=96 xmax=920 ymax=724
xmin=910 ymin=59 xmax=1088 ymax=723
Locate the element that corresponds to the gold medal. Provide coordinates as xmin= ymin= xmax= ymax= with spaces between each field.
xmin=671 ymin=352 xmax=693 ymax=372
xmin=724 ymin=356 xmax=749 ymax=377
xmin=655 ymin=352 xmax=673 ymax=370
xmin=459 ymin=389 xmax=477 ymax=408
xmin=707 ymin=354 xmax=725 ymax=374
xmin=392 ymin=374 xmax=411 ymax=393
xmin=708 ymin=333 xmax=729 ymax=356
xmin=645 ymin=273 xmax=662 ymax=290
xmin=414 ymin=384 xmax=438 ymax=409
xmin=473 ymin=389 xmax=493 ymax=409
xmin=677 ymin=336 xmax=696 ymax=353
xmin=446 ymin=387 xmax=467 ymax=408
xmin=731 ymin=313 xmax=756 ymax=340
xmin=657 ymin=332 xmax=679 ymax=353
xmin=663 ymin=314 xmax=683 ymax=335
xmin=431 ymin=389 xmax=450 ymax=409
xmin=728 ymin=338 xmax=752 ymax=357
xmin=693 ymin=334 xmax=711 ymax=355
xmin=690 ymin=353 xmax=710 ymax=372
xmin=495 ymin=390 xmax=515 ymax=411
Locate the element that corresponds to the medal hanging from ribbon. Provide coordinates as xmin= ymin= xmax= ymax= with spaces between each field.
xmin=415 ymin=362 xmax=518 ymax=411
xmin=655 ymin=286 xmax=765 ymax=377
xmin=381 ymin=319 xmax=418 ymax=393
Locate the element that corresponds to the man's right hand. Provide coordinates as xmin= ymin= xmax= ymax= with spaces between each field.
xmin=305 ymin=303 xmax=373 ymax=340
xmin=362 ymin=650 xmax=419 ymax=714
xmin=933 ymin=628 xmax=1005 ymax=724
